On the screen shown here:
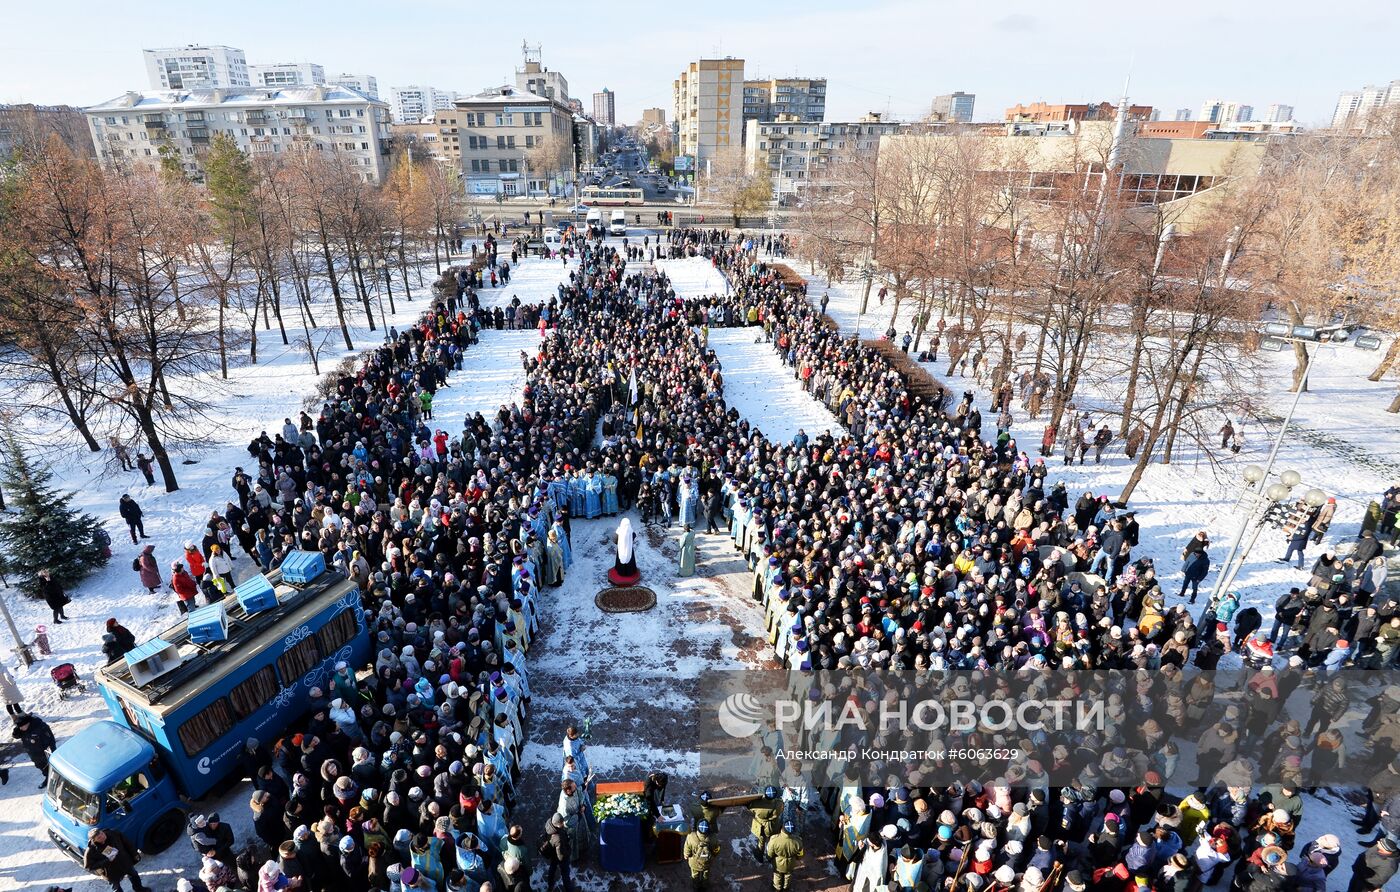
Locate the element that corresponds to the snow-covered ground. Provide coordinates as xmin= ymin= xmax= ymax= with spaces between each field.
xmin=707 ymin=328 xmax=845 ymax=445
xmin=466 ymin=255 xmax=577 ymax=310
xmin=656 ymin=257 xmax=728 ymax=300
xmin=431 ymin=330 xmax=537 ymax=424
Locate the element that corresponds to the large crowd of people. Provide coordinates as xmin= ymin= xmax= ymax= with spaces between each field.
xmin=14 ymin=225 xmax=1400 ymax=892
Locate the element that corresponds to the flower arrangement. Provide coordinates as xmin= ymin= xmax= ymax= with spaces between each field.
xmin=594 ymin=792 xmax=648 ymax=822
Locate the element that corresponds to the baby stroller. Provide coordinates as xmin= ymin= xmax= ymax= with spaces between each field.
xmin=50 ymin=663 xmax=85 ymax=700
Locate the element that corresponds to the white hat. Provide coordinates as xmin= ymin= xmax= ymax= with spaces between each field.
xmin=994 ymin=864 xmax=1016 ymax=883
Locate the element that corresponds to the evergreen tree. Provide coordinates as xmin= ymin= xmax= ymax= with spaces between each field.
xmin=0 ymin=428 xmax=109 ymax=595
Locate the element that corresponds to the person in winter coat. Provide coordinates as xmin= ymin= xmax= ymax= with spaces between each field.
xmin=1347 ymin=836 xmax=1399 ymax=892
xmin=170 ymin=563 xmax=200 ymax=612
xmin=1179 ymin=540 xmax=1210 ymax=603
xmin=0 ymin=664 xmax=24 ymax=718
xmin=1233 ymin=606 xmax=1263 ymax=651
xmin=135 ymin=545 xmax=161 ymax=593
xmin=118 ymin=494 xmax=148 ymax=544
xmin=1310 ymin=498 xmax=1336 ymax=543
xmin=251 ymin=790 xmax=286 ymax=850
xmin=105 ymin=618 xmax=136 ymax=655
xmin=1269 ymin=588 xmax=1306 ymax=647
xmin=183 ymin=542 xmax=207 ymax=579
xmin=85 ymin=827 xmax=148 ymax=892
xmin=13 ymin=712 xmax=56 ymax=786
xmin=538 ymin=813 xmax=574 ymax=892
xmin=208 ymin=544 xmax=235 ymax=591
xmin=38 ymin=570 xmax=70 ymax=623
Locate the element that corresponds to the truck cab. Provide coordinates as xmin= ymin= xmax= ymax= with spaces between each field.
xmin=42 ymin=721 xmax=186 ymax=859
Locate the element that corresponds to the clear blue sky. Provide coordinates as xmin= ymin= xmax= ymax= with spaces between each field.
xmin=1 ymin=0 xmax=1394 ymax=126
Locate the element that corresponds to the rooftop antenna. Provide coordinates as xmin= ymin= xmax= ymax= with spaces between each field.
xmin=522 ymin=41 xmax=541 ymax=67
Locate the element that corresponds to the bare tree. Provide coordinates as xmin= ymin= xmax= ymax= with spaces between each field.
xmin=700 ymin=147 xmax=773 ymax=228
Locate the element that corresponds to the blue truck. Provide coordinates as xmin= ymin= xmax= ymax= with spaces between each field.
xmin=42 ymin=555 xmax=366 ymax=859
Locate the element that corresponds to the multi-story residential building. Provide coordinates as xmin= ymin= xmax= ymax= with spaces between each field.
xmin=1266 ymin=104 xmax=1294 ymax=123
xmin=330 ymin=74 xmax=379 ymax=100
xmin=1005 ymin=101 xmax=1153 ymax=123
xmin=743 ymin=113 xmax=933 ymax=206
xmin=143 ymin=45 xmax=249 ymax=90
xmin=1174 ymin=108 xmax=1193 ymax=121
xmin=84 ymin=85 xmax=392 ymax=183
xmin=931 ymin=92 xmax=975 ymax=122
xmin=249 ymin=62 xmax=326 ymax=89
xmin=453 ymin=85 xmax=575 ymax=197
xmin=641 ymin=108 xmax=666 ymax=127
xmin=0 ymin=104 xmax=93 ymax=159
xmin=515 ymin=57 xmax=569 ymax=104
xmin=390 ymin=86 xmax=459 ymax=124
xmin=592 ymin=89 xmax=615 ymax=126
xmin=674 ymin=58 xmax=744 ymax=168
xmin=1331 ymin=80 xmax=1400 ymax=130
xmin=1198 ymin=99 xmax=1252 ymax=124
xmin=742 ymin=78 xmax=826 ymax=131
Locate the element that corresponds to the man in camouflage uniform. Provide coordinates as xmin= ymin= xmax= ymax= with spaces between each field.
xmin=766 ymin=820 xmax=804 ymax=891
xmin=683 ymin=819 xmax=720 ymax=890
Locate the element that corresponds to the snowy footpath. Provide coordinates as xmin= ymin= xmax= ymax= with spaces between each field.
xmin=707 ymin=328 xmax=845 ymax=445
xmin=656 ymin=257 xmax=728 ymax=300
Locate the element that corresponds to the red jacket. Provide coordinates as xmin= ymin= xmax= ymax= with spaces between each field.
xmin=184 ymin=548 xmax=206 ymax=578
xmin=171 ymin=569 xmax=199 ymax=602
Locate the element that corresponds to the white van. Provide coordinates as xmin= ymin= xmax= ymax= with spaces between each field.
xmin=585 ymin=208 xmax=603 ymax=235
xmin=542 ymin=230 xmax=562 ymax=253
xmin=609 ymin=209 xmax=627 ymax=236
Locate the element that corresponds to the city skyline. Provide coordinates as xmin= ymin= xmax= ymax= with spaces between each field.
xmin=1 ymin=0 xmax=1395 ymax=126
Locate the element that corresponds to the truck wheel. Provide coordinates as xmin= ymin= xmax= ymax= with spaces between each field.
xmin=143 ymin=809 xmax=185 ymax=853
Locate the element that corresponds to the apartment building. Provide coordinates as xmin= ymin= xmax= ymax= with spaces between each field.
xmin=743 ymin=114 xmax=931 ymax=205
xmin=592 ymin=89 xmax=616 ymax=126
xmin=1198 ymin=99 xmax=1253 ymax=124
xmin=84 ymin=85 xmax=392 ymax=183
xmin=0 ymin=104 xmax=93 ymax=158
xmin=143 ymin=45 xmax=250 ymax=90
xmin=674 ymin=58 xmax=744 ymax=168
xmin=641 ymin=108 xmax=666 ymax=127
xmin=390 ymin=86 xmax=460 ymax=124
xmin=453 ymin=85 xmax=575 ymax=196
xmin=330 ymin=74 xmax=380 ymax=100
xmin=250 ymin=62 xmax=326 ymax=89
xmin=741 ymin=77 xmax=826 ymax=130
xmin=1331 ymin=80 xmax=1400 ymax=130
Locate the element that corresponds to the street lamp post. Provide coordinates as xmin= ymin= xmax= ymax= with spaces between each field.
xmin=1205 ymin=322 xmax=1368 ymax=604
